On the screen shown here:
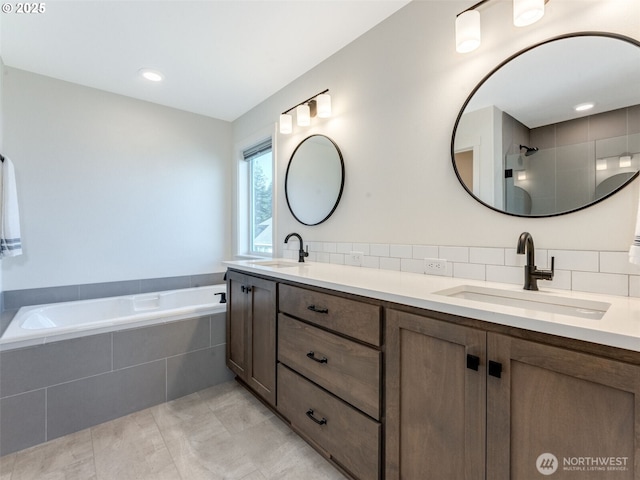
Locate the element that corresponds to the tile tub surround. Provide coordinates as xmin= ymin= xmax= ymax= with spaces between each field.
xmin=0 ymin=272 xmax=226 ymax=336
xmin=0 ymin=381 xmax=347 ymax=480
xmin=283 ymin=242 xmax=640 ymax=298
xmin=0 ymin=311 xmax=234 ymax=456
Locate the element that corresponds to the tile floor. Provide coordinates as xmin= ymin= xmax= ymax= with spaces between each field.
xmin=0 ymin=380 xmax=348 ymax=480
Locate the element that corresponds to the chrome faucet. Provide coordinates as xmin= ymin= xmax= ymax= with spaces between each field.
xmin=284 ymin=232 xmax=309 ymax=263
xmin=516 ymin=232 xmax=554 ymax=291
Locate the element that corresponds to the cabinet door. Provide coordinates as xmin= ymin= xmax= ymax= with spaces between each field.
xmin=386 ymin=309 xmax=486 ymax=480
xmin=226 ymin=271 xmax=248 ymax=379
xmin=487 ymin=333 xmax=640 ymax=480
xmin=246 ymin=276 xmax=277 ymax=406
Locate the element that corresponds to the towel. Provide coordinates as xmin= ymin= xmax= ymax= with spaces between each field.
xmin=0 ymin=157 xmax=22 ymax=257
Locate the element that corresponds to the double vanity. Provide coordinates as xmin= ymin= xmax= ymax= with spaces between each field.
xmin=224 ymin=258 xmax=640 ymax=480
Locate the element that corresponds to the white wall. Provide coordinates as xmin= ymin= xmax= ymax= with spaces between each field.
xmin=2 ymin=68 xmax=231 ymax=290
xmin=232 ymin=0 xmax=640 ymax=254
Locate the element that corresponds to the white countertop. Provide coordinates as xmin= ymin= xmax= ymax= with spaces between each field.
xmin=224 ymin=259 xmax=640 ymax=353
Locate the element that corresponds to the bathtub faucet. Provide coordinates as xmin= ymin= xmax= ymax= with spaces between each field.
xmin=284 ymin=233 xmax=309 ymax=263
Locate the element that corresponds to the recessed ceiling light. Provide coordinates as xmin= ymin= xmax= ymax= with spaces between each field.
xmin=574 ymin=102 xmax=594 ymax=112
xmin=139 ymin=68 xmax=164 ymax=82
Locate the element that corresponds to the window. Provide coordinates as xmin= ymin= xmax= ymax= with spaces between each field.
xmin=243 ymin=139 xmax=273 ymax=255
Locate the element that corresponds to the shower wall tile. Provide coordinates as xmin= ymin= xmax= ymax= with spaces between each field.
xmin=530 ymin=124 xmax=556 ymax=150
xmin=589 ymin=109 xmax=628 ymax=141
xmin=628 ymin=105 xmax=640 ymax=134
xmin=112 ymin=316 xmax=210 ymax=370
xmin=47 ymin=360 xmax=167 ymax=441
xmin=556 ymin=117 xmax=588 ymax=147
xmin=0 ymin=389 xmax=46 ymax=455
xmin=0 ymin=333 xmax=112 ymax=398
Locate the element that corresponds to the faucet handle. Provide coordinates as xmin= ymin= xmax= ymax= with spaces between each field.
xmin=304 ymin=245 xmax=309 ymax=258
xmin=550 ymin=256 xmax=555 ymax=273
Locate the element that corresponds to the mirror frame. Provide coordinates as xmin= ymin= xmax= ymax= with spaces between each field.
xmin=450 ymin=32 xmax=640 ymax=218
xmin=285 ymin=134 xmax=345 ymax=226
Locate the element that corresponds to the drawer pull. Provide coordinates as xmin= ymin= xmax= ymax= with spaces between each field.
xmin=306 ymin=409 xmax=327 ymax=426
xmin=306 ymin=351 xmax=328 ymax=364
xmin=307 ymin=305 xmax=329 ymax=314
xmin=488 ymin=360 xmax=503 ymax=378
xmin=466 ymin=354 xmax=480 ymax=371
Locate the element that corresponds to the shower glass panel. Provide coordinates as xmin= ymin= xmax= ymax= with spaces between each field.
xmin=505 ymin=133 xmax=640 ymax=216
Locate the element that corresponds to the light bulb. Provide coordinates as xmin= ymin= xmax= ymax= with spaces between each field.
xmin=455 ymin=10 xmax=481 ymax=53
xmin=279 ymin=114 xmax=292 ymax=134
xmin=297 ymin=104 xmax=311 ymax=127
xmin=316 ymin=94 xmax=332 ymax=118
xmin=513 ymin=0 xmax=544 ymax=27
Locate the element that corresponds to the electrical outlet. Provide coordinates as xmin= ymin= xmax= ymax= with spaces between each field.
xmin=424 ymin=258 xmax=447 ymax=276
xmin=349 ymin=251 xmax=364 ymax=267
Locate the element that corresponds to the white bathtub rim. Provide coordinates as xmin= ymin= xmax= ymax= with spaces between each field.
xmin=0 ymin=286 xmax=227 ymax=351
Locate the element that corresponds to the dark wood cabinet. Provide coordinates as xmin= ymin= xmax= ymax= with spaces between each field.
xmin=385 ymin=309 xmax=486 ymax=480
xmin=226 ymin=270 xmax=277 ymax=406
xmin=386 ymin=309 xmax=640 ymax=480
xmin=278 ymin=284 xmax=382 ymax=479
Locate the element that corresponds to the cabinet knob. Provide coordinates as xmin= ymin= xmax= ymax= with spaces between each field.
xmin=306 ymin=351 xmax=328 ymax=364
xmin=488 ymin=360 xmax=503 ymax=378
xmin=307 ymin=305 xmax=329 ymax=314
xmin=305 ymin=409 xmax=327 ymax=426
xmin=466 ymin=354 xmax=480 ymax=371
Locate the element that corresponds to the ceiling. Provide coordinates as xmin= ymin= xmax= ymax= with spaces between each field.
xmin=464 ymin=35 xmax=640 ymax=128
xmin=0 ymin=0 xmax=410 ymax=121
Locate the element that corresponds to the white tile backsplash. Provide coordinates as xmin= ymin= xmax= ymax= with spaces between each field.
xmin=548 ymin=249 xmax=599 ymax=272
xmin=600 ymin=251 xmax=640 ymax=275
xmin=295 ymin=241 xmax=640 ymax=298
xmin=379 ymin=257 xmax=401 ymax=271
xmin=390 ymin=244 xmax=412 ymax=258
xmin=470 ymin=247 xmax=505 ymax=266
xmin=453 ymin=262 xmax=485 ymax=281
xmin=572 ymin=272 xmax=629 ymax=296
xmin=370 ymin=243 xmax=390 ymax=257
xmin=413 ymin=245 xmax=439 ymax=260
xmin=439 ymin=246 xmax=469 ymax=263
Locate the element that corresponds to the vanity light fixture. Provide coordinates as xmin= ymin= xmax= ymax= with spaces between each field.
xmin=620 ymin=155 xmax=632 ymax=168
xmin=139 ymin=68 xmax=164 ymax=82
xmin=279 ymin=89 xmax=330 ymax=134
xmin=455 ymin=0 xmax=549 ymax=53
xmin=596 ymin=158 xmax=608 ymax=171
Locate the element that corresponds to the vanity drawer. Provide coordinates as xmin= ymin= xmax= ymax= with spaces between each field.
xmin=278 ymin=314 xmax=381 ymax=419
xmin=277 ymin=364 xmax=380 ymax=480
xmin=279 ymin=284 xmax=381 ymax=346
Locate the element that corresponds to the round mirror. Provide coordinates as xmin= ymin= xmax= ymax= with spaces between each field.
xmin=452 ymin=33 xmax=640 ymax=217
xmin=285 ymin=134 xmax=345 ymax=225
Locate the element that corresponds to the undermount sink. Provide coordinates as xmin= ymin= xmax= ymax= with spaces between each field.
xmin=250 ymin=260 xmax=302 ymax=268
xmin=435 ymin=285 xmax=610 ymax=320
